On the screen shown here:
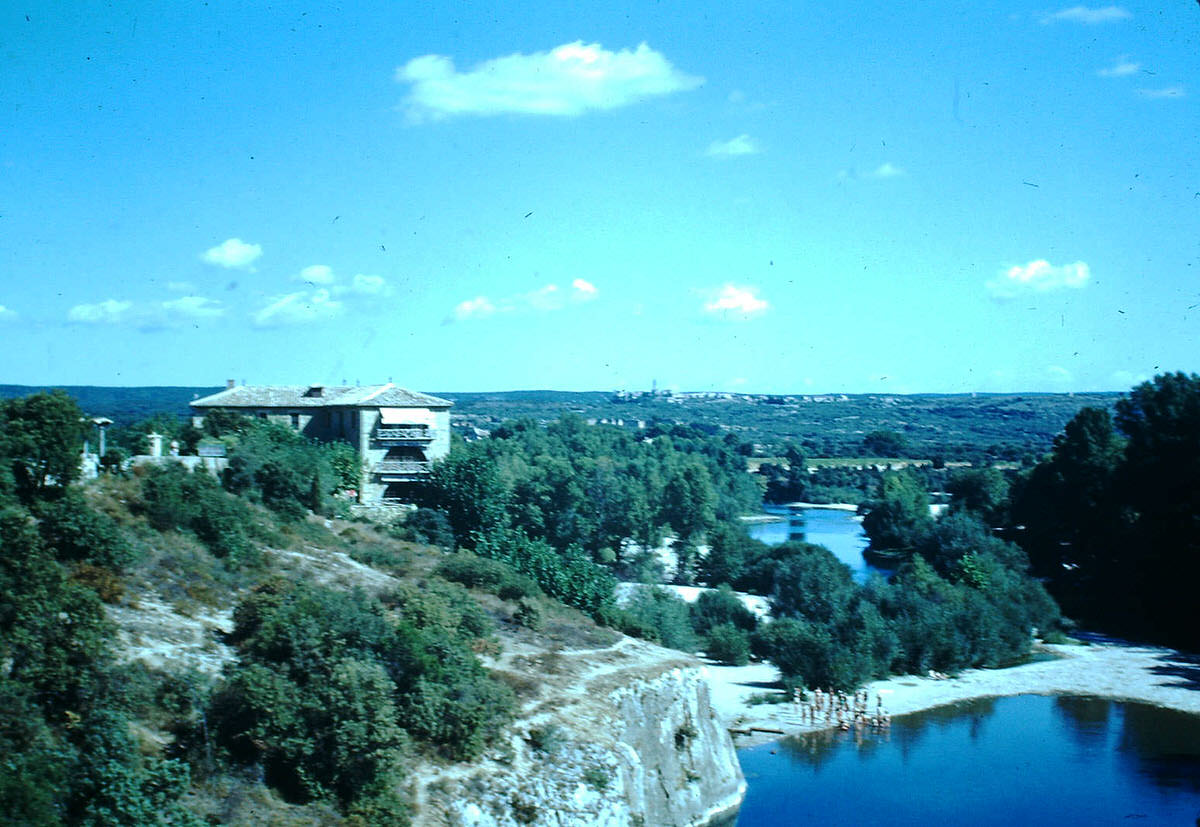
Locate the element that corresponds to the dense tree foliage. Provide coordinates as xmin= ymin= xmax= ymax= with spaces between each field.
xmin=221 ymin=421 xmax=358 ymax=519
xmin=749 ymin=527 xmax=1058 ymax=690
xmin=861 ymin=470 xmax=934 ymax=553
xmin=420 ymin=415 xmax=762 ymax=585
xmin=208 ymin=579 xmax=513 ymax=818
xmin=1014 ymin=373 xmax=1200 ymax=648
xmin=0 ymin=390 xmax=85 ymax=497
xmin=0 ymin=504 xmax=195 ymax=823
xmin=862 ymin=429 xmax=907 ymax=457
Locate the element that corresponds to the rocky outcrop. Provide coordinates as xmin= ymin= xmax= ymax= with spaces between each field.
xmin=418 ymin=642 xmax=744 ymax=826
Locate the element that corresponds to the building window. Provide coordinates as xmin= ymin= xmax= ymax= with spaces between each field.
xmin=290 ymin=413 xmax=300 ymax=429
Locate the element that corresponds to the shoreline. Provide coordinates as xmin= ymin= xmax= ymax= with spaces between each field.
xmin=703 ymin=639 xmax=1200 ymax=747
xmin=777 ymin=501 xmax=860 ymax=512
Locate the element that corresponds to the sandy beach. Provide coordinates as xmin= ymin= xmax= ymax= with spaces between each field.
xmin=703 ymin=639 xmax=1200 ymax=744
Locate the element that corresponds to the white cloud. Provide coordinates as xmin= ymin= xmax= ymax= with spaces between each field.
xmin=396 ymin=41 xmax=703 ymax=120
xmin=253 ymin=289 xmax=343 ymax=327
xmin=348 ymin=273 xmax=390 ymax=295
xmin=524 ymin=284 xmax=562 ymax=311
xmin=868 ymin=162 xmax=905 ymax=179
xmin=453 ymin=296 xmax=497 ymax=321
xmin=572 ymin=278 xmax=598 ymax=298
xmin=706 ymin=134 xmax=761 ymax=157
xmin=0 ymin=304 xmax=15 ymax=320
xmin=702 ymin=284 xmax=769 ymax=319
xmin=202 ymin=238 xmax=263 ymax=269
xmin=449 ymin=279 xmax=599 ymax=322
xmin=1111 ymin=370 xmax=1148 ymax=388
xmin=1046 ymin=365 xmax=1073 ymax=384
xmin=68 ymin=299 xmax=133 ymax=324
xmin=1138 ymin=86 xmax=1185 ymax=99
xmin=162 ymin=295 xmax=225 ymax=319
xmin=1098 ymin=56 xmax=1139 ymax=77
xmin=297 ymin=264 xmax=336 ymax=284
xmin=1041 ymin=5 xmax=1131 ymax=24
xmin=166 ymin=281 xmax=195 ymax=292
xmin=838 ymin=162 xmax=906 ymax=181
xmin=987 ymin=259 xmax=1090 ymax=298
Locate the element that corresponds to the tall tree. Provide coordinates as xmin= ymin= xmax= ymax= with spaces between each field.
xmin=0 ymin=391 xmax=85 ymax=497
xmin=1113 ymin=373 xmax=1200 ymax=646
xmin=862 ymin=470 xmax=933 ymax=552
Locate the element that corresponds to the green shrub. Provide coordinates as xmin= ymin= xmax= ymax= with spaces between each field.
xmin=690 ymin=585 xmax=757 ymax=636
xmin=211 ymin=579 xmax=513 ymax=811
xmin=472 ymin=528 xmax=616 ymax=621
xmin=394 ymin=508 xmax=455 ymax=549
xmin=139 ymin=464 xmax=257 ymax=565
xmin=37 ymin=491 xmax=136 ymax=570
xmin=704 ymin=624 xmax=751 ymax=666
xmin=513 ymin=599 xmax=543 ymax=630
xmin=622 ymin=586 xmax=697 ymax=652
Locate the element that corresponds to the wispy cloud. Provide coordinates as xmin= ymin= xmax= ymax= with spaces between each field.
xmin=67 ymin=299 xmax=133 ymax=324
xmin=166 ymin=281 xmax=195 ymax=293
xmin=69 ymin=295 xmax=227 ymax=328
xmin=868 ymin=162 xmax=905 ymax=179
xmin=448 ymin=279 xmax=598 ymax=322
xmin=397 ymin=41 xmax=703 ymax=120
xmin=987 ymin=259 xmax=1090 ymax=299
xmin=1137 ymin=86 xmax=1185 ymax=99
xmin=1041 ymin=5 xmax=1131 ymax=24
xmin=452 ymin=296 xmax=497 ymax=322
xmin=293 ymin=264 xmax=391 ymax=296
xmin=348 ymin=274 xmax=390 ymax=296
xmin=202 ymin=238 xmax=263 ymax=269
xmin=253 ymin=289 xmax=344 ymax=327
xmin=701 ymin=284 xmax=769 ymax=320
xmin=0 ymin=304 xmax=16 ymax=320
xmin=838 ymin=162 xmax=906 ymax=181
xmin=1098 ymin=56 xmax=1140 ymax=77
xmin=162 ymin=295 xmax=225 ymax=319
xmin=1046 ymin=365 xmax=1073 ymax=385
xmin=706 ymin=134 xmax=761 ymax=157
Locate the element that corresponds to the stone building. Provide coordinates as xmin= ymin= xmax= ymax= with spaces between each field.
xmin=190 ymin=381 xmax=452 ymax=504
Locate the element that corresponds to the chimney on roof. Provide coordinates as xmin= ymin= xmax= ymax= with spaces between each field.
xmin=227 ymin=379 xmax=235 ymax=389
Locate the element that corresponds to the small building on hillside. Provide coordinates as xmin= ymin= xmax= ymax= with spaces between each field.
xmin=190 ymin=382 xmax=452 ymax=505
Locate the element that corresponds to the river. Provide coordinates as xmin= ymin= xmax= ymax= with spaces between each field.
xmin=746 ymin=504 xmax=887 ymax=584
xmin=731 ymin=694 xmax=1200 ymax=825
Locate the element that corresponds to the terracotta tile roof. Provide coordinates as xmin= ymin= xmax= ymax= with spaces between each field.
xmin=191 ymin=384 xmax=452 ymax=409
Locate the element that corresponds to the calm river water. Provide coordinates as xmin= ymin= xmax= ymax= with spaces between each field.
xmin=746 ymin=505 xmax=886 ymax=584
xmin=732 ymin=695 xmax=1200 ymax=826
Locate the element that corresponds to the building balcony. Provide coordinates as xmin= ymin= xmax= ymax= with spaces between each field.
xmin=374 ymin=427 xmax=435 ymax=443
xmin=373 ymin=460 xmax=432 ymax=476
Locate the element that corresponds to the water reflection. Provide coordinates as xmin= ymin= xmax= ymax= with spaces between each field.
xmin=748 ymin=506 xmax=886 ymax=583
xmin=735 ymin=695 xmax=1200 ymax=826
xmin=1116 ymin=703 xmax=1200 ymax=793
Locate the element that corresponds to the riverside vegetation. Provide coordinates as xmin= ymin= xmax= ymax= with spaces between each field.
xmin=0 ymin=372 xmax=1196 ymax=823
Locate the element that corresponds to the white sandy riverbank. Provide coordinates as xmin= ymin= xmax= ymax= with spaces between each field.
xmin=704 ymin=639 xmax=1200 ymax=744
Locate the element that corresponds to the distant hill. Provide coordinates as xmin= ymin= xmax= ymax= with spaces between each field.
xmin=437 ymin=389 xmax=1123 ymax=461
xmin=0 ymin=385 xmax=220 ymax=425
xmin=0 ymin=385 xmax=1122 ymax=460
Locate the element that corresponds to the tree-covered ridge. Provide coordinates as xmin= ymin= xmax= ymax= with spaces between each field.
xmin=0 ymin=384 xmax=1123 ymax=465
xmin=0 ymin=391 xmax=518 ymax=824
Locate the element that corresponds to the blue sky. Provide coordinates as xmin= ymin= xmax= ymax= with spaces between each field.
xmin=1 ymin=1 xmax=1196 ymax=393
